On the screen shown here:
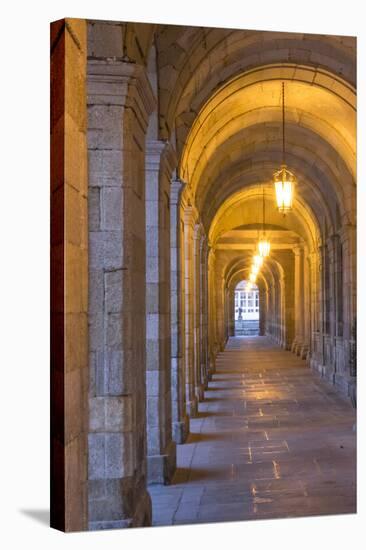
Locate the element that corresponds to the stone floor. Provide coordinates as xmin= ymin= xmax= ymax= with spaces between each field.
xmin=149 ymin=336 xmax=356 ymax=527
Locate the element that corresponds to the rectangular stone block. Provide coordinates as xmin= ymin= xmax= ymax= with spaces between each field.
xmin=89 ymin=230 xmax=123 ymax=270
xmin=146 ymin=283 xmax=159 ymax=313
xmin=88 ymin=22 xmax=124 ymax=58
xmin=89 ymin=187 xmax=100 ymax=230
xmin=146 ymin=396 xmax=159 ymax=428
xmin=146 ymin=313 xmax=159 ymax=340
xmin=88 ymin=149 xmax=123 ymax=187
xmin=89 ymin=312 xmax=104 ymax=351
xmin=88 ymin=433 xmax=105 ymax=479
xmin=146 ymin=226 xmax=159 ymax=257
xmin=146 ymin=339 xmax=160 ymax=370
xmin=106 ymin=313 xmax=123 ymax=349
xmin=94 ymin=350 xmax=133 ymax=396
xmin=146 ymin=370 xmax=160 ymax=397
xmin=105 ymin=269 xmax=123 ymax=313
xmin=146 ymin=256 xmax=159 ymax=283
xmin=101 ymin=187 xmax=123 ymax=230
xmin=89 ymin=269 xmax=103 ymax=313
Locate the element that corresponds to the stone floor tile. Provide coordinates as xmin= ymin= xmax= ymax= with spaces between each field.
xmin=150 ymin=337 xmax=356 ymax=527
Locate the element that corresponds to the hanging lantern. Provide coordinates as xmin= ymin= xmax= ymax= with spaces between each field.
xmin=273 ymin=82 xmax=296 ymax=215
xmin=258 ymin=238 xmax=270 ymax=258
xmin=251 ymin=264 xmax=260 ymax=276
xmin=273 ymin=164 xmax=295 ymax=214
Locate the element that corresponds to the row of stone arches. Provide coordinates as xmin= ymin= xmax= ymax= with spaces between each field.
xmin=50 ymin=19 xmax=356 ymax=531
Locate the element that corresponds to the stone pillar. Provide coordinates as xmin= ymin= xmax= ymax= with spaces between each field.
xmin=87 ymin=58 xmax=155 ymax=529
xmin=279 ymin=277 xmax=286 ymax=347
xmin=200 ymin=239 xmax=210 ymax=388
xmin=170 ymin=179 xmax=189 ymax=443
xmin=309 ymin=249 xmax=322 ymax=374
xmin=193 ymin=224 xmax=205 ymax=402
xmin=183 ymin=206 xmax=199 ymax=417
xmin=292 ymin=246 xmax=304 ymax=354
xmin=145 ymin=140 xmax=177 ymax=483
xmin=300 ymin=248 xmax=311 ymax=360
xmin=228 ymin=288 xmax=235 ymax=336
xmin=339 ymin=225 xmax=356 ymax=400
xmin=207 ymin=247 xmax=217 ymax=378
xmin=50 ymin=18 xmax=88 ymax=532
xmin=267 ymin=282 xmax=275 ymax=339
xmin=216 ymin=276 xmax=227 ymax=351
xmin=323 ymin=236 xmax=337 ymax=382
xmin=258 ymin=286 xmax=266 ymax=336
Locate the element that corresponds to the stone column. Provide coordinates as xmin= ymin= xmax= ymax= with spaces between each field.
xmin=292 ymin=246 xmax=304 ymax=354
xmin=145 ymin=140 xmax=177 ymax=483
xmin=279 ymin=277 xmax=286 ymax=347
xmin=309 ymin=249 xmax=322 ymax=373
xmin=216 ymin=276 xmax=227 ymax=351
xmin=87 ymin=58 xmax=155 ymax=529
xmin=228 ymin=288 xmax=235 ymax=336
xmin=170 ymin=179 xmax=189 ymax=443
xmin=258 ymin=286 xmax=266 ymax=336
xmin=183 ymin=206 xmax=199 ymax=417
xmin=50 ymin=18 xmax=88 ymax=532
xmin=207 ymin=247 xmax=217 ymax=378
xmin=200 ymin=238 xmax=210 ymax=388
xmin=323 ymin=235 xmax=338 ymax=382
xmin=339 ymin=225 xmax=356 ymax=401
xmin=193 ymin=224 xmax=205 ymax=402
xmin=267 ymin=282 xmax=274 ymax=340
xmin=300 ymin=247 xmax=311 ymax=360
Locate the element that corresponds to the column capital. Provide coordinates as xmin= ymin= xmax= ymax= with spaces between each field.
xmin=292 ymin=245 xmax=303 ymax=257
xmin=146 ymin=139 xmax=177 ymax=176
xmin=87 ymin=59 xmax=156 ymax=131
xmin=170 ymin=177 xmax=186 ymax=204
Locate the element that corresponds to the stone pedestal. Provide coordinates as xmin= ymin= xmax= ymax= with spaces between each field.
xmin=172 ymin=416 xmax=190 ymax=444
xmin=147 ymin=440 xmax=177 ymax=485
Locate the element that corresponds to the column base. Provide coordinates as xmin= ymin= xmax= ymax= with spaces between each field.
xmin=147 ymin=440 xmax=177 ymax=485
xmin=172 ymin=416 xmax=190 ymax=444
xmin=186 ymin=396 xmax=198 ymax=418
xmin=300 ymin=344 xmax=309 ymax=360
xmin=88 ymin=477 xmax=152 ymax=530
xmin=195 ymin=383 xmax=205 ymax=402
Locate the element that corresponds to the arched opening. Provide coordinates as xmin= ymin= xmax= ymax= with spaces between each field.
xmin=234 ymin=280 xmax=259 ymax=336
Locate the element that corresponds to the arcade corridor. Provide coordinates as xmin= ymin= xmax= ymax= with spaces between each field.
xmin=51 ymin=20 xmax=356 ymax=530
xmin=150 ymin=337 xmax=356 ymax=526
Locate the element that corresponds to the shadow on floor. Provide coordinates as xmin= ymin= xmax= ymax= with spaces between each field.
xmin=188 ymin=432 xmax=227 ymax=443
xmin=19 ymin=509 xmax=50 ymax=526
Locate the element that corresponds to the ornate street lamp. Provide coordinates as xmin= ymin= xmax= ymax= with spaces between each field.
xmin=273 ymin=82 xmax=295 ymax=215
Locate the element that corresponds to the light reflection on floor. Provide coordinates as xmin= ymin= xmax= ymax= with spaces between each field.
xmin=149 ymin=336 xmax=356 ymax=526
